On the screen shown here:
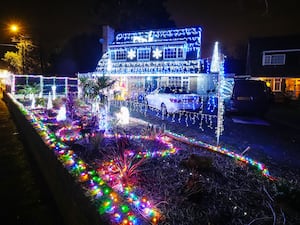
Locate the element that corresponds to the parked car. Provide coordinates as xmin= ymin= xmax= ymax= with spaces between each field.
xmin=224 ymin=79 xmax=273 ymax=116
xmin=144 ymin=86 xmax=201 ymax=113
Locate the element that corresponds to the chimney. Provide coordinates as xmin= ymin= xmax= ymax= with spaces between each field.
xmin=102 ymin=25 xmax=115 ymax=53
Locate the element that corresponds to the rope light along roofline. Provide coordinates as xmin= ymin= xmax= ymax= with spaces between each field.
xmin=114 ymin=27 xmax=202 ymax=44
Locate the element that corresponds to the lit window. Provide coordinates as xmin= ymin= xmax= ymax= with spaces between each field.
xmin=274 ymin=78 xmax=281 ymax=91
xmin=262 ymin=54 xmax=286 ymax=65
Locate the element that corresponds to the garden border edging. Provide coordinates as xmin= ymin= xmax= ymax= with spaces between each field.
xmin=3 ymin=92 xmax=108 ymax=225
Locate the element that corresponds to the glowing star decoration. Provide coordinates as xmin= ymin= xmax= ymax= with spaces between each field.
xmin=152 ymin=48 xmax=162 ymax=59
xmin=210 ymin=41 xmax=220 ymax=73
xmin=115 ymin=106 xmax=130 ymax=125
xmin=127 ymin=49 xmax=136 ymax=60
xmin=56 ymin=105 xmax=67 ymax=121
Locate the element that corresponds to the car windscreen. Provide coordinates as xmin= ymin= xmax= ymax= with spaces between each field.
xmin=171 ymin=87 xmax=189 ymax=94
xmin=233 ymin=81 xmax=266 ymax=97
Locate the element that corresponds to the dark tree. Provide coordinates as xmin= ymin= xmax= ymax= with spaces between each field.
xmin=47 ymin=33 xmax=101 ymax=76
xmin=91 ymin=0 xmax=175 ymax=31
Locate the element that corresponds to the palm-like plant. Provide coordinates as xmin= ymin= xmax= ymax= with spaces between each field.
xmin=17 ymin=83 xmax=40 ymax=99
xmin=95 ymin=75 xmax=116 ymax=103
xmin=79 ymin=75 xmax=115 ymax=103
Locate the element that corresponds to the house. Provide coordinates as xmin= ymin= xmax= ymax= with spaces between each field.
xmin=78 ymin=26 xmax=233 ymax=99
xmin=245 ymin=35 xmax=300 ymax=100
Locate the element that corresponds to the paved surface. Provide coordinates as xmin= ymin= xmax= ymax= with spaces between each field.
xmin=0 ymin=91 xmax=65 ymax=225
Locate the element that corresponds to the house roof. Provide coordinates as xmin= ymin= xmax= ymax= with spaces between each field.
xmin=246 ymin=34 xmax=300 ymax=78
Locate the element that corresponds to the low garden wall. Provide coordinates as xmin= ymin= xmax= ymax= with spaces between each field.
xmin=3 ymin=92 xmax=107 ymax=225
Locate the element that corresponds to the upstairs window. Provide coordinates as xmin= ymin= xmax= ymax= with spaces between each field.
xmin=163 ymin=47 xmax=185 ymax=60
xmin=110 ymin=49 xmax=127 ymax=61
xmin=262 ymin=54 xmax=286 ymax=65
xmin=137 ymin=48 xmax=151 ymax=60
xmin=177 ymin=47 xmax=184 ymax=58
xmin=164 ymin=47 xmax=177 ymax=59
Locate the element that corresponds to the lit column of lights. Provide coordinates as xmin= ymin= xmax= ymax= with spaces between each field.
xmin=210 ymin=41 xmax=225 ymax=146
xmin=210 ymin=42 xmax=220 ymax=73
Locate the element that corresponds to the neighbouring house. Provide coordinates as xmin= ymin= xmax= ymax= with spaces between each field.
xmin=245 ymin=35 xmax=300 ymax=100
xmin=78 ymin=26 xmax=234 ymax=100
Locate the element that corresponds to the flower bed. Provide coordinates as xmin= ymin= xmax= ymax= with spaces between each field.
xmin=13 ymin=96 xmax=300 ymax=225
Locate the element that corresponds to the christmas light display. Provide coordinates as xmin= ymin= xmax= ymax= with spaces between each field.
xmin=164 ymin=130 xmax=275 ymax=180
xmin=85 ymin=27 xmax=203 ymax=77
xmin=8 ymin=89 xmax=277 ymax=225
xmin=47 ymin=92 xmax=53 ymax=109
xmin=11 ymin=97 xmax=149 ymax=224
xmin=55 ymin=125 xmax=82 ymax=143
xmin=152 ymin=48 xmax=162 ymax=59
xmin=210 ymin=41 xmax=225 ymax=145
xmin=51 ymin=85 xmax=56 ymax=100
xmin=31 ymin=96 xmax=36 ymax=109
xmin=11 ymin=74 xmax=77 ymax=98
xmin=115 ymin=106 xmax=130 ymax=125
xmin=210 ymin=42 xmax=220 ymax=73
xmin=56 ymin=105 xmax=67 ymax=121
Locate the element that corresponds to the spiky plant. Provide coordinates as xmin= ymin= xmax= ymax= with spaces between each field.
xmin=98 ymin=134 xmax=146 ymax=189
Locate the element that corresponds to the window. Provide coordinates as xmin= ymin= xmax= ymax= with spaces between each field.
xmin=177 ymin=47 xmax=184 ymax=58
xmin=137 ymin=48 xmax=151 ymax=60
xmin=262 ymin=54 xmax=286 ymax=65
xmin=164 ymin=47 xmax=177 ymax=59
xmin=111 ymin=50 xmax=127 ymax=61
xmin=168 ymin=76 xmax=181 ymax=87
xmin=274 ymin=78 xmax=281 ymax=91
xmin=163 ymin=47 xmax=185 ymax=60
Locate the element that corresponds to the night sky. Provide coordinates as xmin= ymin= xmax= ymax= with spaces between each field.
xmin=166 ymin=0 xmax=300 ymax=57
xmin=1 ymin=0 xmax=299 ymax=63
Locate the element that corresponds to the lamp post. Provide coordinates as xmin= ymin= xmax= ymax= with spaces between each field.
xmin=9 ymin=24 xmax=29 ymax=74
xmin=9 ymin=24 xmax=44 ymax=75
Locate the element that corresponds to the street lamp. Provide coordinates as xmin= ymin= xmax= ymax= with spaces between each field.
xmin=2 ymin=23 xmax=43 ymax=74
xmin=10 ymin=24 xmax=19 ymax=33
xmin=9 ymin=24 xmax=29 ymax=74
